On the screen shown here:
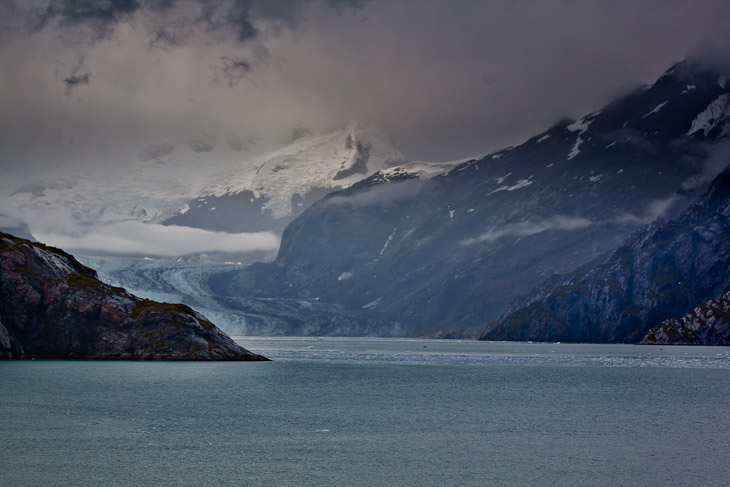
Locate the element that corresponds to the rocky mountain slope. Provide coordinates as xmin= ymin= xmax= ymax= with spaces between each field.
xmin=216 ymin=60 xmax=730 ymax=336
xmin=0 ymin=232 xmax=267 ymax=360
xmin=483 ymin=167 xmax=730 ymax=343
xmin=641 ymin=291 xmax=730 ymax=345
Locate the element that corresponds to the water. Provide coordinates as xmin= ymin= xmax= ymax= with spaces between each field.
xmin=2 ymin=339 xmax=730 ymax=487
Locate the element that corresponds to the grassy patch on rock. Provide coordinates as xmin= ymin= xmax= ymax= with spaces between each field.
xmin=65 ymin=272 xmax=103 ymax=291
xmin=132 ymin=300 xmax=190 ymax=318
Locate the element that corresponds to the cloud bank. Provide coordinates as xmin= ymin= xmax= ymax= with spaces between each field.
xmin=461 ymin=216 xmax=593 ymax=246
xmin=2 ymin=0 xmax=730 ymax=175
xmin=33 ymin=221 xmax=280 ymax=257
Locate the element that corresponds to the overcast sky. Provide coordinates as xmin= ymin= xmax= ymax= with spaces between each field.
xmin=1 ymin=0 xmax=729 ymax=172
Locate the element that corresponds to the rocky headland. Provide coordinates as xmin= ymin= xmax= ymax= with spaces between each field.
xmin=0 ymin=232 xmax=267 ymax=360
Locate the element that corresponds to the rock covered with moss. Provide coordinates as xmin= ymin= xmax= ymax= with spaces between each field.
xmin=641 ymin=291 xmax=730 ymax=345
xmin=0 ymin=232 xmax=267 ymax=360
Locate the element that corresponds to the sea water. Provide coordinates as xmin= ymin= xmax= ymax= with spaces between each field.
xmin=2 ymin=338 xmax=729 ymax=487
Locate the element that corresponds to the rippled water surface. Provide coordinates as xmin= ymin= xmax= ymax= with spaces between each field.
xmin=2 ymin=338 xmax=729 ymax=486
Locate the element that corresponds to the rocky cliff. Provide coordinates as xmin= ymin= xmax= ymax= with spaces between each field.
xmin=483 ymin=168 xmax=730 ymax=343
xmin=0 ymin=232 xmax=267 ymax=360
xmin=641 ymin=291 xmax=730 ymax=345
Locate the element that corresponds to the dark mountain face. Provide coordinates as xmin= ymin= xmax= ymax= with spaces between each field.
xmin=215 ymin=61 xmax=730 ymax=337
xmin=483 ymin=168 xmax=730 ymax=343
xmin=164 ymin=186 xmax=334 ymax=235
xmin=0 ymin=232 xmax=267 ymax=360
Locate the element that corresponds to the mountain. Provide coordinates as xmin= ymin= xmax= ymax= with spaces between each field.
xmin=641 ymin=291 xmax=730 ymax=345
xmin=215 ymin=60 xmax=730 ymax=337
xmin=483 ymin=167 xmax=730 ymax=343
xmin=165 ymin=121 xmax=405 ymax=234
xmin=0 ymin=232 xmax=267 ymax=360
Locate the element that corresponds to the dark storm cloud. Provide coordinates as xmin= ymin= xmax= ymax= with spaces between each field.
xmin=33 ymin=0 xmax=141 ymax=39
xmin=214 ymin=55 xmax=251 ymax=87
xmin=28 ymin=0 xmax=365 ymax=46
xmin=32 ymin=0 xmax=255 ymax=44
xmin=63 ymin=56 xmax=91 ymax=95
xmin=2 ymin=0 xmax=730 ymax=176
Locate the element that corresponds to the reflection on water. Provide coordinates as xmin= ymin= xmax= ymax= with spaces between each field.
xmin=240 ymin=336 xmax=730 ymax=368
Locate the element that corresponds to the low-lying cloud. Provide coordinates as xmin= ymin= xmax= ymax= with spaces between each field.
xmin=613 ymin=196 xmax=683 ymax=225
xmin=1 ymin=200 xmax=280 ymax=257
xmin=33 ymin=220 xmax=280 ymax=257
xmin=323 ymin=178 xmax=423 ymax=208
xmin=461 ymin=215 xmax=593 ymax=246
xmin=681 ymin=141 xmax=730 ymax=192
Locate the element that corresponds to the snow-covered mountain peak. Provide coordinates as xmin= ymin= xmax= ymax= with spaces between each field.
xmin=202 ymin=121 xmax=406 ymax=218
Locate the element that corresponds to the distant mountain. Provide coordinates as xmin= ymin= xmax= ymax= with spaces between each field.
xmin=0 ymin=232 xmax=266 ymax=360
xmin=641 ymin=291 xmax=730 ymax=345
xmin=217 ymin=60 xmax=730 ymax=337
xmin=165 ymin=121 xmax=405 ymax=234
xmin=483 ymin=168 xmax=730 ymax=343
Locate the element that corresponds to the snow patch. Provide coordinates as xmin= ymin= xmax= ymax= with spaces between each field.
xmin=379 ymin=227 xmax=397 ymax=256
xmin=642 ymin=101 xmax=668 ymax=118
xmin=537 ymin=134 xmax=551 ymax=143
xmin=605 ymin=141 xmax=616 ymax=149
xmin=376 ymin=160 xmax=458 ymax=181
xmin=567 ymin=117 xmax=593 ymax=134
xmin=449 ymin=210 xmax=455 ymax=218
xmin=338 ymin=272 xmax=354 ymax=281
xmin=567 ymin=136 xmax=583 ymax=160
xmin=495 ymin=172 xmax=511 ymax=184
xmin=362 ymin=298 xmax=381 ymax=309
xmin=589 ymin=174 xmax=605 ymax=183
xmin=687 ymin=94 xmax=730 ymax=137
xmin=488 ymin=179 xmax=532 ymax=195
